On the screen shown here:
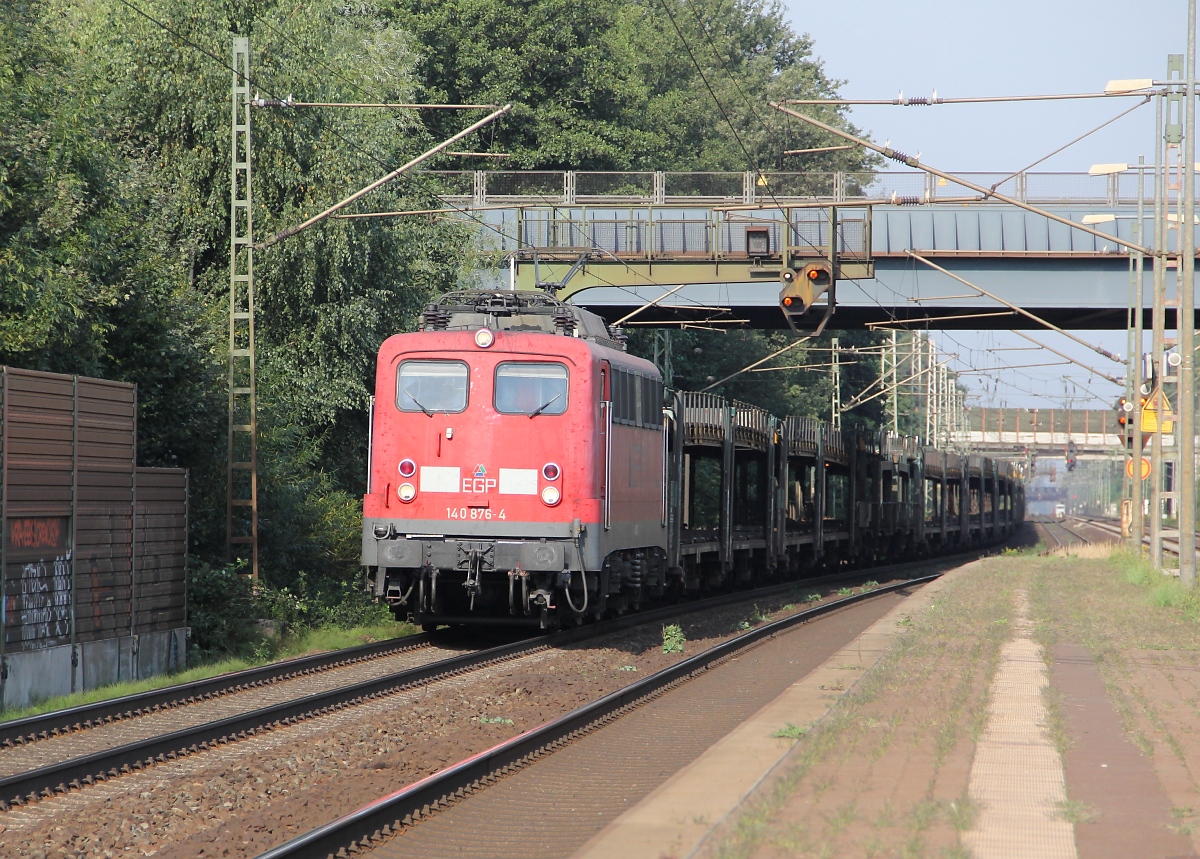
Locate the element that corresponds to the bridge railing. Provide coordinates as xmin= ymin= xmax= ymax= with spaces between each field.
xmin=428 ymin=169 xmax=1174 ymax=208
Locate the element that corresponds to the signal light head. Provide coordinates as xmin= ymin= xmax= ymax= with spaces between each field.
xmin=398 ymin=458 xmax=416 ymax=478
xmin=474 ymin=328 xmax=495 ymax=348
xmin=806 ymin=268 xmax=821 ymax=281
xmin=397 ymin=483 xmax=416 ymax=503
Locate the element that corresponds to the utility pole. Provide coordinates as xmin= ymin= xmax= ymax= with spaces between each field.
xmin=886 ymin=330 xmax=899 ymax=434
xmin=1131 ymin=155 xmax=1147 ymax=553
xmin=228 ymin=36 xmax=258 ymax=578
xmin=1180 ymin=1 xmax=1197 ymax=587
xmin=831 ymin=336 xmax=842 ymax=430
xmin=1151 ymin=74 xmax=1173 ymax=570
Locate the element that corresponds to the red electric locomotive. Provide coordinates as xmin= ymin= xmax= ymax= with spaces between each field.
xmin=362 ymin=291 xmax=667 ymax=628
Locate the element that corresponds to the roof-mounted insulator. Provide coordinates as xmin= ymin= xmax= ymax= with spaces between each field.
xmin=252 ymin=94 xmax=296 ymax=109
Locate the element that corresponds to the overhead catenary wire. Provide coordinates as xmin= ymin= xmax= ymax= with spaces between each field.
xmin=769 ymin=101 xmax=1154 ymax=256
xmin=257 ymin=105 xmax=512 ymax=248
xmin=905 ymin=251 xmax=1125 ymax=364
xmin=1009 ymin=330 xmax=1124 ymax=386
xmin=699 ymin=337 xmax=814 ymax=392
xmin=783 ymin=91 xmax=1157 ymax=107
xmin=988 ymin=96 xmax=1150 ymax=190
xmin=247 ymin=9 xmax=728 ymax=319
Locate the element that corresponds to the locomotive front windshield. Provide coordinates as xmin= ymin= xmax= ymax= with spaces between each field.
xmin=495 ymin=363 xmax=568 ymax=415
xmin=396 ymin=360 xmax=469 ymax=414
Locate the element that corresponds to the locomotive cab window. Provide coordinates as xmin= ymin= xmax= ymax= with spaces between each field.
xmin=495 ymin=362 xmax=568 ymax=415
xmin=396 ymin=360 xmax=469 ymax=414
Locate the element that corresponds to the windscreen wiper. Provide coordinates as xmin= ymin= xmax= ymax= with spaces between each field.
xmin=528 ymin=391 xmax=563 ymax=419
xmin=405 ymin=392 xmax=434 ymax=417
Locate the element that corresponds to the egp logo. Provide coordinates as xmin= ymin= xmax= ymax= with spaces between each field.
xmin=464 ymin=464 xmax=495 ymax=494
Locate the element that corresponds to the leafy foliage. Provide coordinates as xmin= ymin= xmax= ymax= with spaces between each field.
xmin=1 ymin=0 xmax=875 ymax=635
xmin=662 ymin=623 xmax=686 ymax=653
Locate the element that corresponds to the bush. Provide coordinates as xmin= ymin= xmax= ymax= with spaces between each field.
xmin=187 ymin=562 xmax=392 ymax=663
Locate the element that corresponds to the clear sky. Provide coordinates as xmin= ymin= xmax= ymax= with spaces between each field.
xmin=780 ymin=0 xmax=1188 ymax=410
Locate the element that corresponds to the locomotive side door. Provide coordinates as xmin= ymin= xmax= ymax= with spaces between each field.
xmin=599 ymin=361 xmax=612 ymax=530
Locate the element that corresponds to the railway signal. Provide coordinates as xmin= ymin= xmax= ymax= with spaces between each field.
xmin=779 ymin=260 xmax=834 ymax=324
xmin=1065 ymin=440 xmax=1077 ymax=471
xmin=1116 ymin=396 xmax=1133 ymax=448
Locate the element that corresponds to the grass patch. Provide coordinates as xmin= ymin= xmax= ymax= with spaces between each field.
xmin=0 ymin=619 xmax=417 ymax=723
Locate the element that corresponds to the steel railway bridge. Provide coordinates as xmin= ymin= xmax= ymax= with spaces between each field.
xmin=413 ymin=168 xmax=1198 ymax=331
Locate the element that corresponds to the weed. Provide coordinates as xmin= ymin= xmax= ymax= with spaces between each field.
xmin=946 ymin=796 xmax=977 ymax=831
xmin=824 ymin=800 xmax=857 ymax=837
xmin=751 ymin=604 xmax=771 ymax=623
xmin=478 ymin=715 xmax=514 ymax=725
xmin=1056 ymin=799 xmax=1097 ymax=824
xmin=732 ymin=620 xmax=752 ymax=631
xmin=782 ymin=603 xmax=795 ymax=611
xmin=662 ymin=623 xmax=686 ymax=654
xmin=939 ymin=846 xmax=974 ymax=859
xmin=870 ymin=802 xmax=895 ymax=829
xmin=909 ymin=799 xmax=941 ymax=831
xmin=616 ymin=665 xmax=638 ymax=672
xmin=811 ymin=774 xmax=836 ymax=795
xmin=769 ymin=824 xmax=810 ymax=852
xmin=837 ymin=586 xmax=854 ymax=597
xmin=863 ymin=579 xmax=879 ymax=588
xmin=900 ymin=834 xmax=926 ymax=859
xmin=771 ymin=722 xmax=808 ymax=739
xmin=805 ymin=593 xmax=822 ymax=603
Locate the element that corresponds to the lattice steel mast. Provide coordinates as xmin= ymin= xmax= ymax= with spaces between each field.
xmin=228 ymin=37 xmax=258 ymax=578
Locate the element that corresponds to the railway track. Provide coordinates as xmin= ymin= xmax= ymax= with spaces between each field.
xmin=1033 ymin=517 xmax=1094 ymax=553
xmin=1072 ymin=514 xmax=1197 ymax=557
xmin=0 ymin=631 xmax=436 ymax=748
xmin=255 ymin=575 xmax=933 ymax=859
xmin=0 ymin=551 xmax=990 ymax=818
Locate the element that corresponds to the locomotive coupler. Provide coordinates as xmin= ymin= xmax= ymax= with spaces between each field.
xmin=528 ymin=588 xmax=553 ymax=612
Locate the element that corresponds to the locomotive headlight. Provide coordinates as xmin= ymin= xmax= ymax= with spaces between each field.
xmin=398 ymin=483 xmax=417 ymax=503
xmin=542 ymin=462 xmax=560 ymax=481
xmin=398 ymin=458 xmax=417 ymax=478
xmin=541 ymin=486 xmax=561 ymax=506
xmin=474 ymin=328 xmax=495 ymax=348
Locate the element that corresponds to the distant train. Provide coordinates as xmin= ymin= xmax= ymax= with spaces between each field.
xmin=361 ymin=291 xmax=1024 ymax=629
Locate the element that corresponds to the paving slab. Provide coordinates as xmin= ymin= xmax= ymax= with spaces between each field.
xmin=1051 ymin=643 xmax=1198 ymax=859
xmin=962 ymin=591 xmax=1076 ymax=859
xmin=573 ymin=562 xmax=980 ymax=859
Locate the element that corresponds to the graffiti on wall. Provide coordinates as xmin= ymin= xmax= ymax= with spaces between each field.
xmin=4 ymin=517 xmax=72 ymax=650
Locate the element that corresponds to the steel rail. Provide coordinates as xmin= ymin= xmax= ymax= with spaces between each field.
xmin=0 ymin=632 xmax=433 ymax=748
xmin=253 ymin=574 xmax=942 ymax=859
xmin=0 ymin=549 xmax=993 ymax=809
